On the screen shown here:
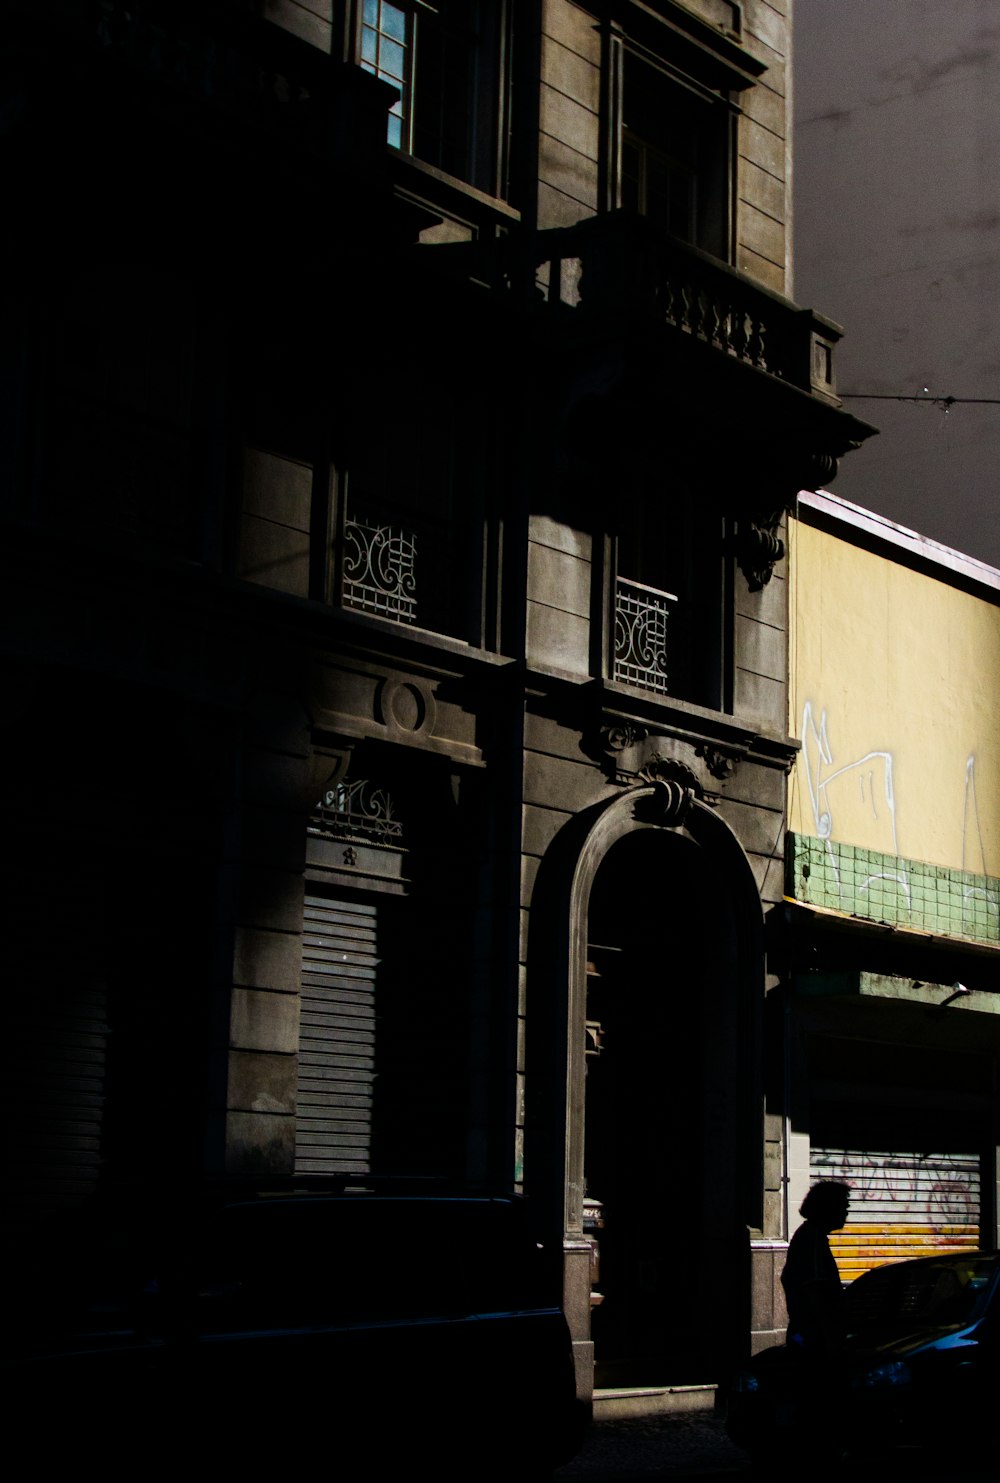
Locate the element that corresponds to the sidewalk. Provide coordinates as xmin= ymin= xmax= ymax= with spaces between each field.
xmin=555 ymin=1409 xmax=751 ymax=1481
xmin=554 ymin=1409 xmax=997 ymax=1483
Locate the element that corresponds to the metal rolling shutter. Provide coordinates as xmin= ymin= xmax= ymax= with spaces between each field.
xmin=4 ymin=848 xmax=108 ymax=1230
xmin=295 ymin=894 xmax=377 ymax=1175
xmin=810 ymin=1146 xmax=981 ymax=1282
xmin=7 ymin=984 xmax=108 ymax=1225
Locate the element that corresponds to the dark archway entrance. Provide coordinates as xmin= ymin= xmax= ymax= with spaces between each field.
xmin=526 ymin=783 xmax=764 ymax=1397
xmin=581 ymin=817 xmax=752 ymax=1385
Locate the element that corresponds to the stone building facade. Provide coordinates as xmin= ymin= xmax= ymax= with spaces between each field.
xmin=3 ymin=1 xmax=871 ymax=1395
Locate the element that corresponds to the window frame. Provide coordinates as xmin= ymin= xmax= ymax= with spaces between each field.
xmin=617 ymin=40 xmax=737 ymax=262
xmin=358 ymin=0 xmax=415 ymax=153
xmin=600 ymin=2 xmax=766 ymax=262
xmin=597 ymin=453 xmax=730 ymax=713
xmin=350 ymin=0 xmax=511 ymax=201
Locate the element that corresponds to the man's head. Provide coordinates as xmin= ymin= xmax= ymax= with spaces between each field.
xmin=800 ymin=1180 xmax=851 ymax=1232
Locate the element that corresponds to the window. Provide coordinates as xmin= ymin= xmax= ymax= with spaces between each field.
xmin=233 ymin=368 xmax=485 ymax=643
xmin=360 ymin=1 xmax=412 ymax=150
xmin=333 ymin=382 xmax=480 ymax=640
xmin=357 ymin=1 xmax=505 ymax=195
xmin=338 ymin=412 xmax=454 ymax=631
xmin=609 ymin=468 xmax=724 ymax=708
xmin=620 ymin=48 xmax=732 ymax=260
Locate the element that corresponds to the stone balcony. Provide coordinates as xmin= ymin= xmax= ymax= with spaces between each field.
xmin=533 ymin=211 xmax=843 ymax=407
xmin=526 ymin=212 xmax=876 ymax=492
xmin=419 ymin=211 xmax=877 ymax=504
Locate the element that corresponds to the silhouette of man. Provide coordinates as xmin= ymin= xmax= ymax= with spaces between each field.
xmin=781 ymin=1181 xmax=851 ymax=1358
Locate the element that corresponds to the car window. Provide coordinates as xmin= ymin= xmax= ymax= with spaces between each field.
xmin=189 ymin=1197 xmax=555 ymax=1332
xmin=845 ymin=1256 xmax=997 ymax=1333
xmin=15 ymin=1195 xmax=559 ymax=1347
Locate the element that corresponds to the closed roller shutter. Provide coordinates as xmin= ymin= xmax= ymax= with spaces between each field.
xmin=295 ymin=894 xmax=377 ymax=1175
xmin=7 ymin=982 xmax=108 ymax=1226
xmin=3 ymin=834 xmax=108 ymax=1231
xmin=811 ymin=1145 xmax=981 ymax=1282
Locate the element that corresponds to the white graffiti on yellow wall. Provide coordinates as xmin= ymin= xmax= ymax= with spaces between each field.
xmin=962 ymin=754 xmax=998 ymax=923
xmin=800 ymin=701 xmax=909 ymax=905
xmin=801 ymin=703 xmax=996 ymax=924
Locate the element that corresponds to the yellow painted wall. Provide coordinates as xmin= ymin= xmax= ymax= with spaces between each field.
xmin=788 ymin=519 xmax=1000 ymax=876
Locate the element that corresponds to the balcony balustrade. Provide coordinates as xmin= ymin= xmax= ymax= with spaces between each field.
xmin=531 ymin=212 xmax=843 ymax=405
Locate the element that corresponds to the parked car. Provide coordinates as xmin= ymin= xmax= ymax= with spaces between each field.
xmin=9 ymin=1181 xmax=588 ymax=1477
xmin=725 ymin=1250 xmax=999 ymax=1468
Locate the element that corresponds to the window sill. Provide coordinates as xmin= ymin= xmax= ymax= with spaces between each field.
xmin=589 ymin=676 xmax=798 ymax=762
xmin=330 ymin=598 xmax=513 ymax=667
xmin=388 ymin=150 xmax=520 ymax=241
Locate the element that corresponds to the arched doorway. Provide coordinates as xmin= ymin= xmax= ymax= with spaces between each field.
xmin=541 ymin=783 xmax=764 ymax=1390
xmin=585 ymin=827 xmax=727 ymax=1383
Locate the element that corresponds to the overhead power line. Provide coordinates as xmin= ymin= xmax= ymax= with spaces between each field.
xmin=840 ymin=393 xmax=1000 ymax=407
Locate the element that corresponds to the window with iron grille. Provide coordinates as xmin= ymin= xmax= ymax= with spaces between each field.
xmin=235 ymin=364 xmax=484 ymax=642
xmin=609 ymin=472 xmax=724 ymax=708
xmin=334 ymin=384 xmax=476 ymax=640
xmin=613 ymin=575 xmax=677 ymax=695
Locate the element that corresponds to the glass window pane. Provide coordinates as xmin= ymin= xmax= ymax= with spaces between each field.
xmin=363 ymin=0 xmax=378 ymax=25
xmin=382 ymin=4 xmax=407 ymax=43
xmin=380 ymin=39 xmax=405 ymax=82
xmin=361 ymin=28 xmax=377 ymax=65
xmin=387 ymin=114 xmax=402 ymax=149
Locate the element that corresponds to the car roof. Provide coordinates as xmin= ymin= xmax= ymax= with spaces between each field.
xmin=854 ymin=1251 xmax=999 ymax=1277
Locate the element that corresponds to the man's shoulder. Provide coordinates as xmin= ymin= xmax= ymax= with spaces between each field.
xmin=788 ymin=1222 xmax=823 ymax=1251
xmin=783 ymin=1221 xmax=828 ymax=1277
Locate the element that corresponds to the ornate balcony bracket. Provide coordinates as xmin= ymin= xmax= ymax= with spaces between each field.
xmin=694 ymin=741 xmax=742 ymax=781
xmin=590 ymin=722 xmax=745 ymax=798
xmin=737 ymin=514 xmax=785 ymax=591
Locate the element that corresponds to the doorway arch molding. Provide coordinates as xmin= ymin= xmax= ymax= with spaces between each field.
xmin=541 ymin=780 xmax=766 ymax=1239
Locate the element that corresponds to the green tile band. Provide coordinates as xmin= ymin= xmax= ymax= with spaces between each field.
xmin=787 ymin=833 xmax=1000 ymax=945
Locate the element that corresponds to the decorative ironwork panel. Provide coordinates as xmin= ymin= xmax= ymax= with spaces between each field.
xmin=343 ymin=517 xmax=417 ymax=622
xmin=614 ymin=576 xmax=676 ymax=694
xmin=310 ymin=779 xmax=403 ymax=846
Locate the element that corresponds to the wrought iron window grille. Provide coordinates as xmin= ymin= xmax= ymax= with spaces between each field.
xmin=613 ymin=575 xmax=677 ymax=695
xmin=309 ymin=779 xmax=403 ymax=847
xmin=342 ymin=515 xmax=417 ymax=623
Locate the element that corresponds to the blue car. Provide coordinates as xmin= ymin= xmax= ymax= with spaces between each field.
xmin=726 ymin=1250 xmax=999 ymax=1467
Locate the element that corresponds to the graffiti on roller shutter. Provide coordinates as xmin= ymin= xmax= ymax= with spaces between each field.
xmin=928 ymin=1172 xmax=978 ymax=1225
xmin=810 ymin=1147 xmax=980 ymax=1280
